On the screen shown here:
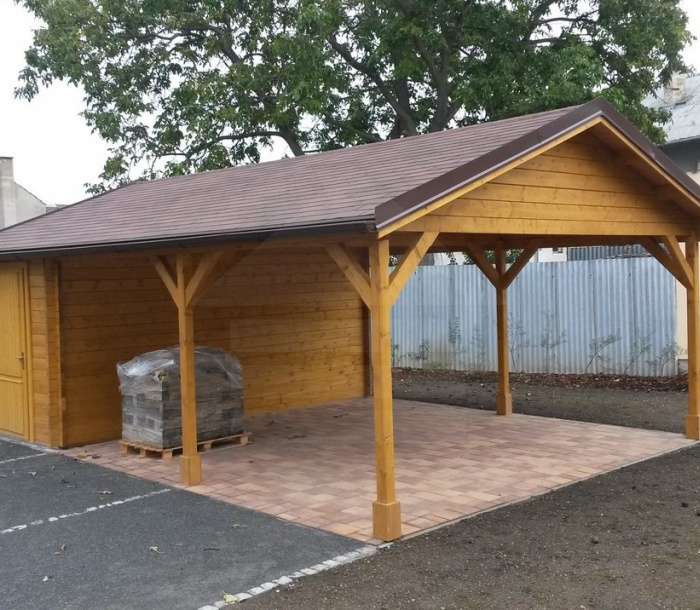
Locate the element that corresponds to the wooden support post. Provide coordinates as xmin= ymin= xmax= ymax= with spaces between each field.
xmin=369 ymin=238 xmax=402 ymax=542
xmin=176 ymin=253 xmax=202 ymax=485
xmin=494 ymin=247 xmax=512 ymax=416
xmin=152 ymin=246 xmax=255 ymax=487
xmin=686 ymin=236 xmax=700 ymax=440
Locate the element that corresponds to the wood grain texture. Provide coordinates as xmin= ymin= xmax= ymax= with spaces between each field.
xmin=369 ymin=238 xmax=402 ymax=541
xmin=57 ymin=246 xmax=366 ymax=446
xmin=686 ymin=236 xmax=700 ymax=440
xmin=400 ymin=134 xmax=698 ymax=237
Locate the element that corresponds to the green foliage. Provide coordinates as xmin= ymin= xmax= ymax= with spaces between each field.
xmin=16 ymin=0 xmax=692 ymax=191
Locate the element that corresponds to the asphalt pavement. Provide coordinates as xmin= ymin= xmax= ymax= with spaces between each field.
xmin=0 ymin=436 xmax=361 ymax=610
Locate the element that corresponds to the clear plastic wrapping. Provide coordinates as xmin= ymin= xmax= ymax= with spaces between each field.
xmin=117 ymin=346 xmax=244 ymax=449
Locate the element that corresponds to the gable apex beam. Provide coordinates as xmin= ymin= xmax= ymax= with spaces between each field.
xmin=326 ymin=244 xmax=372 ymax=308
xmin=388 ymin=232 xmax=439 ymax=305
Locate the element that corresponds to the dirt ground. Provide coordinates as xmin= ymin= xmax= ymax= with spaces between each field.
xmin=245 ymin=370 xmax=700 ymax=610
xmin=393 ymin=369 xmax=689 ymax=434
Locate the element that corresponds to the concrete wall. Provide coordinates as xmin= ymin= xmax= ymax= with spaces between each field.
xmin=0 ymin=157 xmax=46 ymax=228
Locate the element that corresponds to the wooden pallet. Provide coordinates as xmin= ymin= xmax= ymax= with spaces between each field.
xmin=121 ymin=431 xmax=251 ymax=460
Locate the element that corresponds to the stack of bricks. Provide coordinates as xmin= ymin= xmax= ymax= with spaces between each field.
xmin=119 ymin=347 xmax=244 ymax=449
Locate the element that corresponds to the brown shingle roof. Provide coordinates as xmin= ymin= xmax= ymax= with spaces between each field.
xmin=1 ymin=98 xmax=698 ymax=258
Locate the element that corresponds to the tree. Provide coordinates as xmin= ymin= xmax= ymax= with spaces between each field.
xmin=16 ymin=0 xmax=691 ymax=192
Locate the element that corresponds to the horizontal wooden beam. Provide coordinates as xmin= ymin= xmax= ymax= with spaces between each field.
xmin=402 ymin=213 xmax=696 ymax=237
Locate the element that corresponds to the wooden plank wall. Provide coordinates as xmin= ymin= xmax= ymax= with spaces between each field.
xmin=196 ymin=247 xmax=367 ymax=414
xmin=59 ymin=255 xmax=178 ymax=446
xmin=28 ymin=260 xmax=63 ymax=446
xmin=55 ymin=247 xmax=367 ymax=446
xmin=405 ymin=134 xmax=697 ymax=236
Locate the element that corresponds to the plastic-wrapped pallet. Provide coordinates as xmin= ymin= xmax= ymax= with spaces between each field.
xmin=117 ymin=347 xmax=244 ymax=449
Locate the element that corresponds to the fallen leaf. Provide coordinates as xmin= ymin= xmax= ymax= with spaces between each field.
xmin=222 ymin=592 xmax=238 ymax=603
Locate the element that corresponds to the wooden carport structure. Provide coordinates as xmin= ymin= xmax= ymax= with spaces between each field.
xmin=1 ymin=98 xmax=700 ymax=541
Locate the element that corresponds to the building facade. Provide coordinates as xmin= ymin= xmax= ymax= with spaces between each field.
xmin=0 ymin=157 xmax=47 ymax=229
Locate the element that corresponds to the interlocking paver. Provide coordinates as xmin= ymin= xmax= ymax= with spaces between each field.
xmin=62 ymin=398 xmax=695 ymax=544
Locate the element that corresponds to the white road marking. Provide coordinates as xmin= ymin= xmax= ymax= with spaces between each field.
xmin=196 ymin=545 xmax=379 ymax=609
xmin=0 ymin=488 xmax=171 ymax=535
xmin=0 ymin=453 xmax=49 ymax=466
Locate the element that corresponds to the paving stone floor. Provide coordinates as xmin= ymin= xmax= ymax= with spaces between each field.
xmin=62 ymin=399 xmax=695 ymax=544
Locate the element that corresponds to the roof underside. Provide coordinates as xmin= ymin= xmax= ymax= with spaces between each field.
xmin=0 ymin=98 xmax=699 ymax=259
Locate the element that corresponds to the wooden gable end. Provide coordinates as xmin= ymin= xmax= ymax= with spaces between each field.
xmin=400 ymin=132 xmax=698 ymax=237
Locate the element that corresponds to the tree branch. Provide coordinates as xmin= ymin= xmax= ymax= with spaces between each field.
xmin=328 ymin=35 xmax=418 ymax=136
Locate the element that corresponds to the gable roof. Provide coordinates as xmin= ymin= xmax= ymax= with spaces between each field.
xmin=0 ymin=98 xmax=698 ymax=259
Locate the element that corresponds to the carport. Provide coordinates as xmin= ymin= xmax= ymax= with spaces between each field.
xmin=1 ymin=98 xmax=699 ymax=542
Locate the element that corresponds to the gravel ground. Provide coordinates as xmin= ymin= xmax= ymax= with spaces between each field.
xmin=244 ymin=370 xmax=700 ymax=610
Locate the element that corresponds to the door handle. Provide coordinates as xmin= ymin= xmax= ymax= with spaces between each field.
xmin=16 ymin=353 xmax=25 ymax=369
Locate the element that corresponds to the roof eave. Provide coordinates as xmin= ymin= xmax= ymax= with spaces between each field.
xmin=0 ymin=218 xmax=377 ymax=261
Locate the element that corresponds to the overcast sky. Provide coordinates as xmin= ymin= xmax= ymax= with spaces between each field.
xmin=1 ymin=2 xmax=700 ymax=206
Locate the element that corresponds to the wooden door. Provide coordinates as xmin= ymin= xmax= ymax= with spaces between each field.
xmin=0 ymin=266 xmax=29 ymax=438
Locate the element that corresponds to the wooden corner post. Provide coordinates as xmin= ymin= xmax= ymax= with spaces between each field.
xmin=686 ymin=236 xmax=700 ymax=440
xmin=369 ymin=238 xmax=402 ymax=541
xmin=494 ymin=248 xmax=512 ymax=416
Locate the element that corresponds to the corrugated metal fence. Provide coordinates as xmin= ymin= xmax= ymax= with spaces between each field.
xmin=391 ymin=258 xmax=679 ymax=376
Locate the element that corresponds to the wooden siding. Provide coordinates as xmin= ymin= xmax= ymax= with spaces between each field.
xmin=402 ymin=134 xmax=698 ymax=236
xmin=59 ymin=255 xmax=177 ymax=446
xmin=57 ymin=247 xmax=367 ymax=446
xmin=196 ymin=248 xmax=367 ymax=414
xmin=28 ymin=260 xmax=62 ymax=446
